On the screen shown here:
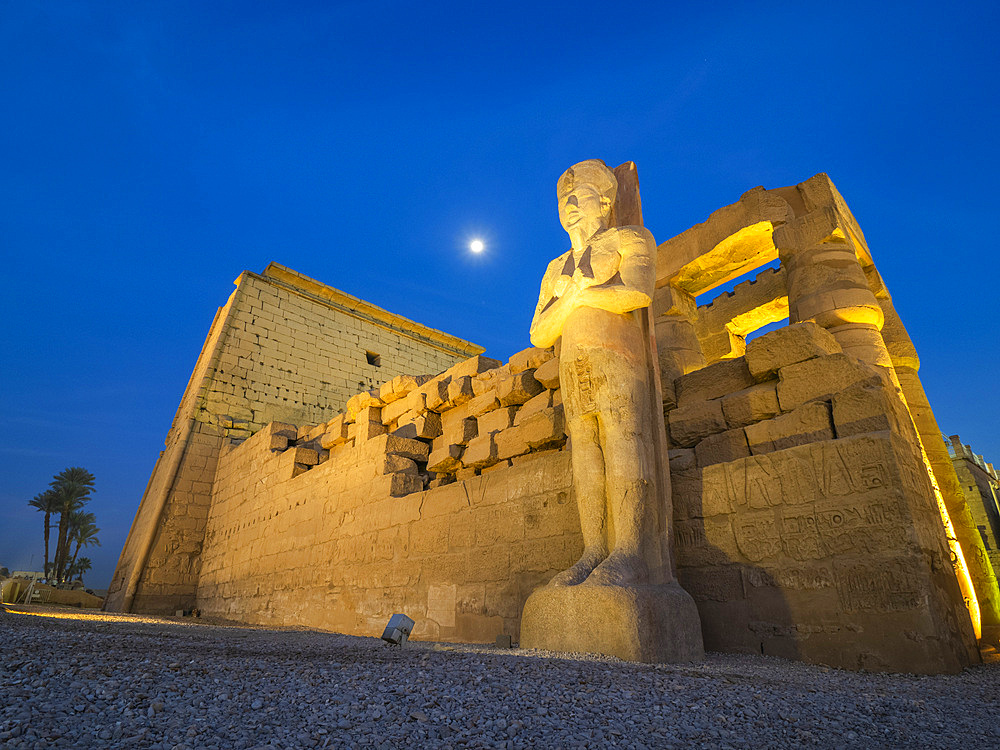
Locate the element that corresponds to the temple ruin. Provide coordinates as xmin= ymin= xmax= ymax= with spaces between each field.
xmin=107 ymin=166 xmax=998 ymax=674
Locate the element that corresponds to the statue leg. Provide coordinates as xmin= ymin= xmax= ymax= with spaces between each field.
xmin=586 ymin=401 xmax=650 ymax=586
xmin=549 ymin=413 xmax=608 ymax=586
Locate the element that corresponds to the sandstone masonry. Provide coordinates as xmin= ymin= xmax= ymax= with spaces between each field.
xmin=105 ymin=263 xmax=481 ymax=614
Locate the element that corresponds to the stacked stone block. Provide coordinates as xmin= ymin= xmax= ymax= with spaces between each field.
xmin=666 ymin=322 xmax=978 ymax=673
xmin=277 ymin=347 xmax=569 ymax=497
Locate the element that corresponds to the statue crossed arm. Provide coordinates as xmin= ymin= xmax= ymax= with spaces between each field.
xmin=530 ymin=225 xmax=655 ymax=349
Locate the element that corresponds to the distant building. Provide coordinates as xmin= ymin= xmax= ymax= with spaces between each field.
xmin=105 ymin=263 xmax=483 ymax=615
xmin=947 ymin=434 xmax=1000 ymax=575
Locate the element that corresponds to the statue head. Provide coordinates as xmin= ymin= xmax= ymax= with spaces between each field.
xmin=557 ymin=159 xmax=617 ymax=236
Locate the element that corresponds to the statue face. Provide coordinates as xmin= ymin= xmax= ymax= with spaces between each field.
xmin=559 ymin=184 xmax=608 ymax=233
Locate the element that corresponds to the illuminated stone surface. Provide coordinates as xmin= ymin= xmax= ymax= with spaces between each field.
xmin=518 ymin=159 xmax=703 ymax=663
xmin=104 ymin=264 xmax=483 ymax=615
xmin=106 ymin=165 xmax=994 ymax=673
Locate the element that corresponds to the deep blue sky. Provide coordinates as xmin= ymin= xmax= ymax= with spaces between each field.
xmin=2 ymin=1 xmax=998 ymax=587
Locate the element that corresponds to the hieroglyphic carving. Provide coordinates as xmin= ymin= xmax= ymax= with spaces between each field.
xmin=834 ymin=560 xmax=923 ymax=613
xmin=678 ymin=565 xmax=744 ymax=602
xmin=764 ymin=565 xmax=836 ymax=592
xmin=732 ymin=511 xmax=783 ymax=563
xmin=674 ymin=516 xmax=739 ymax=567
xmin=692 ymin=437 xmax=916 ymax=567
xmin=701 ymin=437 xmax=898 ymax=520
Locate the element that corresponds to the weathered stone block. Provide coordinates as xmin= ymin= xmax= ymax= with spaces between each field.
xmin=481 ymin=459 xmax=513 ymax=474
xmin=420 ymin=376 xmax=450 ymax=412
xmin=320 ymin=414 xmax=350 ymax=449
xmin=427 ymin=442 xmax=463 ymax=473
xmin=447 ymin=376 xmax=475 ymax=407
xmin=441 ymin=404 xmax=478 ymax=445
xmin=380 ymin=374 xmax=431 ymax=404
xmin=743 ymin=321 xmax=841 ymax=380
xmin=389 ymin=472 xmax=424 ymax=497
xmin=744 ymin=401 xmax=833 ymax=455
xmin=495 ymin=425 xmax=530 ymax=461
xmin=533 ymin=356 xmax=560 ymax=390
xmin=383 ymin=454 xmax=419 ymax=475
xmin=467 ymin=391 xmax=500 ymax=418
xmin=776 ymin=353 xmax=887 ymax=412
xmin=695 ymin=427 xmax=750 ymax=467
xmin=832 ymin=382 xmax=912 ymax=438
xmin=278 ymin=446 xmax=318 ymax=477
xmin=668 ymin=399 xmax=727 ymax=448
xmin=384 ymin=434 xmax=430 ymax=462
xmin=382 ymin=390 xmax=426 ymax=425
xmin=478 ymin=406 xmax=518 ymax=436
xmin=721 ymin=383 xmax=781 ymax=429
xmin=497 ymin=370 xmax=544 ymax=407
xmin=445 ymin=354 xmax=503 ymax=381
xmin=509 ymin=346 xmax=554 ymax=374
xmin=472 ymin=364 xmax=509 ymax=396
xmin=668 ymin=448 xmax=697 ymax=473
xmin=393 ymin=411 xmax=443 ymax=440
xmin=463 ymin=434 xmax=499 ymax=469
xmin=379 ymin=378 xmax=403 ymax=403
xmin=345 ymin=390 xmax=382 ymax=421
xmin=269 ymin=422 xmax=298 ymax=440
xmin=306 ymin=422 xmax=327 ymax=442
xmin=355 ymin=405 xmax=387 ymax=441
xmin=676 ymin=358 xmax=754 ymax=406
xmin=518 ymin=405 xmax=566 ymax=450
xmin=514 ymin=389 xmax=553 ymax=426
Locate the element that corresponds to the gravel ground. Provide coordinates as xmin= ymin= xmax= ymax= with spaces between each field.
xmin=1 ymin=605 xmax=997 ymax=749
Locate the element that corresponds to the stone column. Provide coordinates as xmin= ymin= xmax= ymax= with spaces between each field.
xmin=879 ymin=296 xmax=1000 ymax=635
xmin=773 ymin=211 xmax=892 ymax=370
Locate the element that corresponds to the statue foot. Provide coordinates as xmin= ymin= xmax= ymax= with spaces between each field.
xmin=549 ymin=547 xmax=606 ymax=586
xmin=585 ymin=549 xmax=647 ymax=586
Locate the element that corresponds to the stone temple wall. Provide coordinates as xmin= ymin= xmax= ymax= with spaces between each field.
xmin=189 ymin=322 xmax=976 ymax=672
xmin=197 ymin=433 xmax=576 ymax=641
xmin=108 ymin=170 xmax=986 ymax=674
xmin=949 ymin=435 xmax=1000 ymax=577
xmin=105 ymin=264 xmax=481 ymax=615
xmin=195 ymin=346 xmax=578 ymax=641
xmin=666 ymin=323 xmax=978 ymax=673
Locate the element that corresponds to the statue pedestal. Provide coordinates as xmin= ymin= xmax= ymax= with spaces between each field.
xmin=519 ymin=581 xmax=704 ymax=663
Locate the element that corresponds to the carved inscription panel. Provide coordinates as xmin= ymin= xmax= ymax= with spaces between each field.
xmin=676 ymin=434 xmax=932 ymax=616
xmin=702 ymin=437 xmax=894 ymax=516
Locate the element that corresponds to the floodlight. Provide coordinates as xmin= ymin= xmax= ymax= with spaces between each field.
xmin=382 ymin=613 xmax=415 ymax=646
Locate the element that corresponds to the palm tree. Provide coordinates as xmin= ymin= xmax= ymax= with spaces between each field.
xmin=66 ymin=557 xmax=92 ymax=584
xmin=49 ymin=467 xmax=95 ymax=584
xmin=65 ymin=511 xmax=100 ymax=583
xmin=28 ymin=489 xmax=60 ymax=580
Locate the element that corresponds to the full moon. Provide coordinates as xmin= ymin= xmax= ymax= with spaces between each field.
xmin=470 ymin=239 xmax=484 ymax=253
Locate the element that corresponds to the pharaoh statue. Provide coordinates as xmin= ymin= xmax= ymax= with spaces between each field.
xmin=519 ymin=159 xmax=703 ymax=663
